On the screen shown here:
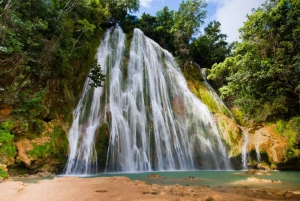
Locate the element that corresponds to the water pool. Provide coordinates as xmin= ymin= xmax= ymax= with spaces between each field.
xmin=14 ymin=170 xmax=300 ymax=192
xmin=89 ymin=170 xmax=300 ymax=191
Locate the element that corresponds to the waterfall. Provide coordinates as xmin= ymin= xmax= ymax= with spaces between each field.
xmin=65 ymin=27 xmax=231 ymax=174
xmin=255 ymin=131 xmax=262 ymax=164
xmin=64 ymin=28 xmax=114 ymax=175
xmin=241 ymin=128 xmax=250 ymax=170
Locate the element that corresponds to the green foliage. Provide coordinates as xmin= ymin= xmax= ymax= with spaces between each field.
xmin=274 ymin=120 xmax=286 ymax=136
xmin=172 ymin=0 xmax=207 ymax=41
xmin=154 ymin=6 xmax=175 ymax=51
xmin=88 ymin=59 xmax=106 ymax=88
xmin=228 ymin=130 xmax=236 ymax=144
xmin=171 ymin=0 xmax=207 ymax=60
xmin=0 ymin=166 xmax=8 ymax=179
xmin=136 ymin=13 xmax=157 ymax=38
xmin=0 ymin=0 xmax=115 ymax=171
xmin=0 ymin=122 xmax=16 ymax=164
xmin=17 ymin=88 xmax=48 ymax=119
xmin=102 ymin=0 xmax=139 ymax=23
xmin=273 ymin=117 xmax=300 ymax=161
xmin=135 ymin=8 xmax=175 ymax=52
xmin=0 ymin=0 xmax=110 ymax=107
xmin=182 ymin=65 xmax=230 ymax=117
xmin=231 ymin=107 xmax=247 ymax=126
xmin=27 ymin=126 xmax=68 ymax=160
xmin=190 ymin=21 xmax=232 ymax=68
xmin=135 ymin=2 xmax=209 ymax=66
xmin=208 ymin=0 xmax=300 ymax=120
xmin=285 ymin=117 xmax=300 ymax=148
xmin=0 ymin=0 xmax=113 ymax=133
xmin=120 ymin=14 xmax=138 ymax=33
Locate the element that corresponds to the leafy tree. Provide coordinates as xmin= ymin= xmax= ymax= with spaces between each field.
xmin=136 ymin=7 xmax=175 ymax=52
xmin=0 ymin=0 xmax=110 ymax=120
xmin=171 ymin=0 xmax=207 ymax=60
xmin=155 ymin=6 xmax=175 ymax=51
xmin=137 ymin=13 xmax=157 ymax=39
xmin=88 ymin=59 xmax=105 ymax=88
xmin=208 ymin=0 xmax=300 ymax=120
xmin=190 ymin=21 xmax=230 ymax=68
xmin=71 ymin=18 xmax=96 ymax=52
xmin=120 ymin=14 xmax=139 ymax=33
xmin=102 ymin=0 xmax=139 ymax=23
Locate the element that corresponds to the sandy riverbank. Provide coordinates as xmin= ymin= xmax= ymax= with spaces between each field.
xmin=1 ymin=176 xmax=300 ymax=201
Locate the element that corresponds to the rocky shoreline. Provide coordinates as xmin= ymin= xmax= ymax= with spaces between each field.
xmin=1 ymin=175 xmax=300 ymax=201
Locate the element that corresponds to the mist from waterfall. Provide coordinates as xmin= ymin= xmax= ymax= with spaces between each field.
xmin=65 ymin=27 xmax=232 ymax=174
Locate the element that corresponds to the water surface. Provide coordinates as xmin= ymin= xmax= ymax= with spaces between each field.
xmin=89 ymin=170 xmax=300 ymax=191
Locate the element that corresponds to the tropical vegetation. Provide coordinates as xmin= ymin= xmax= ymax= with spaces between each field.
xmin=0 ymin=0 xmax=299 ymax=175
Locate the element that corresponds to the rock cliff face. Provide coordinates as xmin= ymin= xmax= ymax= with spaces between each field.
xmin=0 ymin=106 xmax=69 ymax=176
xmin=247 ymin=125 xmax=286 ymax=166
xmin=185 ymin=65 xmax=299 ymax=170
xmin=217 ymin=116 xmax=290 ymax=169
xmin=13 ymin=120 xmax=69 ymax=173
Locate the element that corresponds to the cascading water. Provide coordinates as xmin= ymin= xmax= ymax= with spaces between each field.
xmin=241 ymin=128 xmax=250 ymax=170
xmin=65 ymin=27 xmax=231 ymax=174
xmin=255 ymin=131 xmax=262 ymax=164
xmin=64 ymin=29 xmax=115 ymax=175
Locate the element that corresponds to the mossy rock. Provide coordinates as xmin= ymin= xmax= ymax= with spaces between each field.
xmin=11 ymin=121 xmax=69 ymax=173
xmin=182 ymin=64 xmax=231 ymax=117
xmin=0 ymin=165 xmax=8 ymax=179
xmin=0 ymin=122 xmax=17 ymax=166
xmin=27 ymin=125 xmax=68 ymax=170
xmin=95 ymin=123 xmax=110 ymax=170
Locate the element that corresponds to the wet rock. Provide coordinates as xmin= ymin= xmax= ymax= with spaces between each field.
xmin=36 ymin=171 xmax=55 ymax=177
xmin=243 ymin=169 xmax=271 ymax=175
xmin=184 ymin=176 xmax=195 ymax=180
xmin=284 ymin=191 xmax=295 ymax=199
xmin=247 ymin=176 xmax=281 ymax=183
xmin=147 ymin=174 xmax=162 ymax=179
xmin=12 ymin=171 xmax=55 ymax=180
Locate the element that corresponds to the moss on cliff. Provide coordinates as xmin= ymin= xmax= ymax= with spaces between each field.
xmin=182 ymin=64 xmax=231 ymax=117
xmin=0 ymin=166 xmax=8 ymax=179
xmin=274 ymin=117 xmax=300 ymax=163
xmin=27 ymin=126 xmax=68 ymax=159
xmin=0 ymin=121 xmax=16 ymax=165
xmin=13 ymin=124 xmax=68 ymax=173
